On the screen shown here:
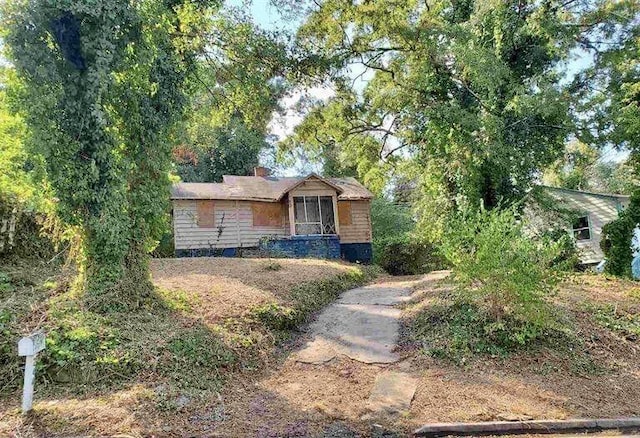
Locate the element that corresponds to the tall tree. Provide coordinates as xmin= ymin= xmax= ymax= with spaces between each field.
xmin=571 ymin=2 xmax=639 ymax=277
xmin=173 ymin=114 xmax=267 ymax=182
xmin=285 ymin=0 xmax=637 ymax=236
xmin=3 ymin=0 xmax=215 ymax=304
xmin=172 ymin=12 xmax=294 ymax=182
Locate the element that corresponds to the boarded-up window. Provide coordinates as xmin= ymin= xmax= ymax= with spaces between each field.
xmin=196 ymin=200 xmax=215 ymax=228
xmin=338 ymin=201 xmax=352 ymax=226
xmin=252 ymin=202 xmax=283 ymax=227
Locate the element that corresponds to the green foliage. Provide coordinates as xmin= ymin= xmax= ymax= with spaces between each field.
xmin=370 ymin=198 xmax=414 ymax=239
xmin=601 ymin=191 xmax=640 ymax=278
xmin=166 ymin=328 xmax=236 ymax=388
xmin=374 ymin=235 xmax=447 ymax=276
xmin=441 ymin=205 xmax=565 ymax=330
xmin=171 ymin=11 xmax=299 ymax=183
xmin=285 ymin=0 xmax=606 ymax=211
xmin=0 ymin=68 xmax=41 ymax=209
xmin=0 ymin=271 xmax=14 ymax=293
xmin=540 ymin=228 xmax=580 ymax=271
xmin=151 ymin=229 xmax=175 ymax=259
xmin=251 ymin=302 xmax=298 ymax=331
xmin=370 ymin=197 xmax=446 ymax=275
xmin=586 ymin=302 xmax=640 ymax=340
xmin=543 ymin=141 xmax=636 ymax=195
xmin=0 ymin=308 xmax=14 ymax=380
xmin=2 ymin=0 xmax=216 ymax=301
xmin=411 ymin=301 xmax=566 ymax=362
xmin=173 ymin=115 xmax=267 ymax=183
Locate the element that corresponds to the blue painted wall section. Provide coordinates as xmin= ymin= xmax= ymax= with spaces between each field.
xmin=175 ymin=238 xmax=372 ymax=263
xmin=259 ymin=235 xmax=341 ymax=259
xmin=175 ymin=247 xmax=237 ymax=258
xmin=340 ymin=243 xmax=373 ymax=264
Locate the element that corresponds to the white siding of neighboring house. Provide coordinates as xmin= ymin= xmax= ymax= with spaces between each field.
xmin=547 ymin=189 xmax=629 ymax=264
xmin=172 ymin=200 xmax=289 ymax=250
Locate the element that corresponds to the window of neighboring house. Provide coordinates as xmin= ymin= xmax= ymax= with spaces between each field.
xmin=572 ymin=215 xmax=591 ymax=240
xmin=293 ymin=195 xmax=336 ymax=235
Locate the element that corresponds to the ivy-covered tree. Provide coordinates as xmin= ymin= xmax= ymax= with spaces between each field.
xmin=2 ymin=0 xmax=215 ymax=304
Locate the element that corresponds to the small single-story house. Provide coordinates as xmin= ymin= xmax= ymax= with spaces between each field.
xmin=537 ymin=186 xmax=630 ymax=264
xmin=170 ymin=168 xmax=374 ymax=263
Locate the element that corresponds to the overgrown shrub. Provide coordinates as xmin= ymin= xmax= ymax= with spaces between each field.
xmin=411 ymin=301 xmax=568 ymax=361
xmin=601 ymin=191 xmax=640 ymax=278
xmin=370 ymin=197 xmax=446 ymax=275
xmin=540 ymin=228 xmax=580 ymax=270
xmin=151 ymin=228 xmax=175 ymax=258
xmin=441 ymin=205 xmax=565 ymax=341
xmin=374 ymin=235 xmax=447 ymax=275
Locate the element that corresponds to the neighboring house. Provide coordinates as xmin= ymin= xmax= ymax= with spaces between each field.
xmin=170 ymin=167 xmax=374 ymax=263
xmin=540 ymin=186 xmax=630 ymax=264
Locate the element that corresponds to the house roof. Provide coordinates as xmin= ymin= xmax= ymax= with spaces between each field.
xmin=171 ymin=174 xmax=374 ymax=202
xmin=542 ymin=185 xmax=630 ymax=201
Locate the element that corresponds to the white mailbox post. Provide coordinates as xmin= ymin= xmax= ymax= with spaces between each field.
xmin=17 ymin=332 xmax=45 ymax=413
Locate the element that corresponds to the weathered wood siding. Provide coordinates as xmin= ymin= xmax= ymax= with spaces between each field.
xmin=338 ymin=200 xmax=372 ymax=243
xmin=289 ymin=179 xmax=337 ymax=197
xmin=548 ymin=190 xmax=629 ymax=264
xmin=173 ymin=200 xmax=289 ymax=250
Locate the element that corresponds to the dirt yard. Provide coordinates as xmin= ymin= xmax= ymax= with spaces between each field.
xmin=211 ymin=272 xmax=640 ymax=437
xmin=151 ymin=257 xmax=356 ymax=320
xmin=2 ymin=262 xmax=640 ymax=437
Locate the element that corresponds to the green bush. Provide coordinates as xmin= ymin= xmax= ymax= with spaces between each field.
xmin=151 ymin=228 xmax=175 ymax=258
xmin=370 ymin=197 xmax=446 ymax=275
xmin=411 ymin=301 xmax=566 ymax=361
xmin=540 ymin=228 xmax=580 ymax=270
xmin=601 ymin=191 xmax=640 ymax=278
xmin=374 ymin=235 xmax=447 ymax=275
xmin=441 ymin=205 xmax=565 ymax=340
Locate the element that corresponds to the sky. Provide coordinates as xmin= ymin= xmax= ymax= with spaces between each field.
xmin=228 ymin=0 xmax=629 ymax=169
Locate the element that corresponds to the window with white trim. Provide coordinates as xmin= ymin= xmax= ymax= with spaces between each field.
xmin=572 ymin=215 xmax=591 ymax=240
xmin=293 ymin=196 xmax=336 ymax=235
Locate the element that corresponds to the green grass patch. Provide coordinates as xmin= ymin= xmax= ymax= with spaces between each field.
xmin=288 ymin=265 xmax=381 ymax=321
xmin=409 ymin=299 xmax=572 ymax=364
xmin=586 ymin=303 xmax=640 ymax=339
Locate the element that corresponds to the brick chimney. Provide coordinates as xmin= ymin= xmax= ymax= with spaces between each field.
xmin=254 ymin=166 xmax=269 ymax=177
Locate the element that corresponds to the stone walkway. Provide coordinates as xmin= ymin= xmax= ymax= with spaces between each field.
xmin=295 ymin=272 xmax=448 ymax=365
xmin=295 ymin=281 xmax=414 ymax=364
xmin=294 ymin=272 xmax=449 ymax=417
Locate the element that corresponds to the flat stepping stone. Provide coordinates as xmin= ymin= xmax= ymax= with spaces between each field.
xmin=338 ymin=285 xmax=412 ymax=306
xmin=367 ymin=371 xmax=418 ymax=414
xmin=296 ymin=303 xmax=402 ymax=364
